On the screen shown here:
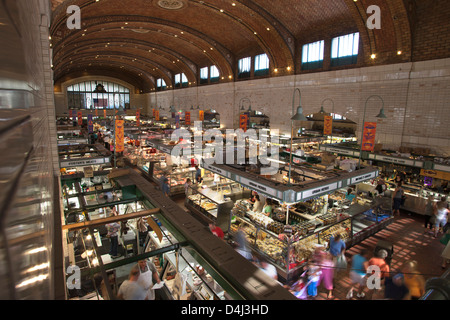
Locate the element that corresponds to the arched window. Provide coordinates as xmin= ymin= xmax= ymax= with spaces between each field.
xmin=67 ymin=80 xmax=131 ymax=109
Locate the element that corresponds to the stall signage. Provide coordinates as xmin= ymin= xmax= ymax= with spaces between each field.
xmin=321 ymin=146 xmax=358 ymax=156
xmin=420 ymin=169 xmax=450 ymax=181
xmin=103 ymin=109 xmax=107 ymax=118
xmin=433 ymin=164 xmax=450 ymax=173
xmin=159 ymin=146 xmax=172 ymax=154
xmin=136 ymin=109 xmax=140 ymax=127
xmin=239 ymin=114 xmax=248 ymax=132
xmin=185 ymin=112 xmax=191 ymax=126
xmin=155 ymin=110 xmax=160 ymax=121
xmin=238 ymin=177 xmax=278 ymax=198
xmin=371 ymin=154 xmax=415 ymax=166
xmin=301 ymin=182 xmax=338 ymax=200
xmin=199 ymin=110 xmax=204 ymax=121
xmin=58 ymin=139 xmax=86 ymax=146
xmin=60 ymin=157 xmax=108 ymax=168
xmin=350 ymin=171 xmax=378 ymax=184
xmin=202 ymin=163 xmax=229 ymax=178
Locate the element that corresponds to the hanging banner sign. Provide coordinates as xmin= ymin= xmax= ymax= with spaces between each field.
xmin=185 ymin=112 xmax=191 ymax=126
xmin=136 ymin=109 xmax=141 ymax=127
xmin=77 ymin=111 xmax=83 ymax=126
xmin=153 ymin=108 xmax=156 ymax=118
xmin=361 ymin=122 xmax=377 ymax=152
xmin=155 ymin=110 xmax=160 ymax=121
xmin=103 ymin=109 xmax=107 ymax=119
xmin=323 ymin=115 xmax=333 ymax=135
xmin=175 ymin=114 xmax=180 ymax=129
xmin=95 ymin=109 xmax=98 ymax=118
xmin=239 ymin=114 xmax=248 ymax=132
xmin=199 ymin=110 xmax=204 ymax=121
xmin=87 ymin=114 xmax=93 ymax=133
xmin=115 ymin=120 xmax=125 ymax=152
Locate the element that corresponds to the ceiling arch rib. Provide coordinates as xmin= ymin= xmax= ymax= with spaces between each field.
xmin=54 ymin=53 xmax=173 ymax=90
xmin=53 ymin=39 xmax=198 ymax=85
xmin=189 ymin=0 xmax=295 ymax=73
xmin=51 ymin=17 xmax=235 ymax=81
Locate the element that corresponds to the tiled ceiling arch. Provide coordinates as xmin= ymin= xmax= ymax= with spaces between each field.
xmin=51 ymin=0 xmax=412 ymax=92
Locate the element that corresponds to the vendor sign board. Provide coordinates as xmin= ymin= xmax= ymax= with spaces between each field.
xmin=77 ymin=111 xmax=83 ymax=126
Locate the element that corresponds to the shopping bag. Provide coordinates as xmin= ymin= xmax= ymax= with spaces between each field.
xmin=172 ymin=250 xmax=187 ymax=299
xmin=336 ymin=254 xmax=347 ymax=270
xmin=440 ymin=233 xmax=450 ymax=246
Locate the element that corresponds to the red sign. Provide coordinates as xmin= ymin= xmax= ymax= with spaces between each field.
xmin=115 ymin=120 xmax=125 ymax=152
xmin=136 ymin=109 xmax=140 ymax=127
xmin=185 ymin=112 xmax=191 ymax=126
xmin=77 ymin=111 xmax=83 ymax=126
xmin=199 ymin=110 xmax=204 ymax=121
xmin=323 ymin=115 xmax=333 ymax=135
xmin=239 ymin=114 xmax=248 ymax=132
xmin=361 ymin=122 xmax=377 ymax=151
xmin=155 ymin=110 xmax=160 ymax=121
xmin=103 ymin=109 xmax=107 ymax=118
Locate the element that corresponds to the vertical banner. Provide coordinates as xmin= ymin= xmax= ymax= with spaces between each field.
xmin=95 ymin=109 xmax=98 ymax=118
xmin=323 ymin=115 xmax=333 ymax=135
xmin=136 ymin=109 xmax=141 ymax=127
xmin=185 ymin=112 xmax=191 ymax=126
xmin=103 ymin=109 xmax=107 ymax=119
xmin=155 ymin=110 xmax=160 ymax=121
xmin=239 ymin=114 xmax=248 ymax=132
xmin=199 ymin=110 xmax=204 ymax=121
xmin=77 ymin=111 xmax=83 ymax=126
xmin=361 ymin=122 xmax=377 ymax=151
xmin=175 ymin=114 xmax=180 ymax=129
xmin=115 ymin=120 xmax=125 ymax=152
xmin=87 ymin=114 xmax=93 ymax=133
xmin=152 ymin=108 xmax=156 ymax=118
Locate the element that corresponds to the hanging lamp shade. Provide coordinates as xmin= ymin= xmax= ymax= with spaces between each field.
xmin=376 ymin=108 xmax=387 ymax=118
xmin=117 ymin=105 xmax=127 ymax=116
xmin=291 ymin=106 xmax=307 ymax=121
xmin=319 ymin=106 xmax=325 ymax=113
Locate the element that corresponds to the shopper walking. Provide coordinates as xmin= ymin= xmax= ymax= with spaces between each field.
xmin=328 ymin=233 xmax=346 ymax=261
xmin=440 ymin=229 xmax=450 ymax=269
xmin=346 ymin=248 xmax=370 ymax=299
xmin=209 ymin=222 xmax=224 ymax=240
xmin=367 ymin=249 xmax=390 ymax=300
xmin=384 ymin=273 xmax=411 ymax=300
xmin=305 ymin=256 xmax=322 ymax=299
xmin=318 ymin=251 xmax=335 ymax=299
xmin=401 ymin=260 xmax=425 ymax=300
xmin=392 ymin=181 xmax=405 ymax=216
xmin=106 ymin=221 xmax=121 ymax=259
xmin=117 ymin=266 xmax=148 ymax=300
xmin=424 ymin=195 xmax=435 ymax=231
xmin=433 ymin=196 xmax=449 ymax=238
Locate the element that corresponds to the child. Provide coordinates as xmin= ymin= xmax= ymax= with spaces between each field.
xmin=306 ymin=259 xmax=322 ymax=299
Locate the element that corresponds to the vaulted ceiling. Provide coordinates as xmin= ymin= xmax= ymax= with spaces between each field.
xmin=50 ymin=0 xmax=414 ymax=92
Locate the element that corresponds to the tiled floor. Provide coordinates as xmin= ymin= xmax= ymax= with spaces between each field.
xmin=314 ymin=211 xmax=448 ymax=300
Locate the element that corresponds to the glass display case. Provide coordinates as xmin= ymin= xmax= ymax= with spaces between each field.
xmin=152 ymin=162 xmax=196 ymax=195
xmin=145 ymin=224 xmax=231 ymax=300
xmin=186 ymin=184 xmax=235 ymax=231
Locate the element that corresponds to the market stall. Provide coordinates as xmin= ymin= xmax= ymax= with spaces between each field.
xmin=62 ymin=169 xmax=295 ymax=300
xmin=198 ymin=160 xmax=392 ymax=281
xmin=58 ymin=143 xmax=111 ymax=173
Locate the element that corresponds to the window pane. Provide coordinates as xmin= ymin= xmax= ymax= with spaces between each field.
xmin=331 ymin=32 xmax=359 ymax=58
xmin=200 ymin=67 xmax=208 ymax=79
xmin=181 ymin=73 xmax=188 ymax=83
xmin=210 ymin=66 xmax=219 ymax=78
xmin=238 ymin=57 xmax=251 ymax=73
xmin=302 ymin=40 xmax=324 ymax=63
xmin=175 ymin=74 xmax=181 ymax=85
xmin=255 ymin=54 xmax=269 ymax=71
